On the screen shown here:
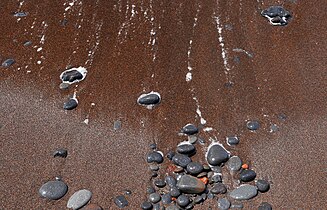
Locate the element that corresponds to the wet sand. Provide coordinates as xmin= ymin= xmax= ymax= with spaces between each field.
xmin=0 ymin=0 xmax=326 ymax=209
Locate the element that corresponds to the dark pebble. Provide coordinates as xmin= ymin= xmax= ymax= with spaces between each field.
xmin=258 ymin=202 xmax=273 ymax=210
xmin=181 ymin=124 xmax=198 ymax=135
xmin=170 ymin=187 xmax=181 ymax=197
xmin=147 ymin=151 xmax=163 ymax=164
xmin=149 ymin=193 xmax=161 ymax=204
xmin=227 ymin=156 xmax=242 ymax=172
xmin=161 ymin=193 xmax=172 ymax=205
xmin=61 ymin=70 xmax=84 ymax=83
xmin=207 ymin=192 xmax=214 ymax=199
xmin=2 ymin=58 xmax=15 ymax=68
xmin=13 ymin=12 xmax=28 ymax=17
xmin=152 ymin=203 xmax=161 ymax=210
xmin=186 ymin=162 xmax=203 ymax=175
xmin=149 ymin=143 xmax=157 ymax=150
xmin=201 ymin=193 xmax=207 ymax=201
xmin=227 ymin=136 xmax=239 ymax=145
xmin=185 ymin=203 xmax=194 ymax=210
xmin=218 ymin=198 xmax=231 ymax=210
xmin=137 ymin=92 xmax=161 ymax=105
xmin=114 ymin=195 xmax=129 ymax=208
xmin=177 ymin=195 xmax=190 ymax=207
xmin=39 ymin=180 xmax=68 ymax=200
xmin=176 ymin=175 xmax=206 ymax=194
xmin=166 ymin=151 xmax=175 ymax=160
xmin=210 ymin=174 xmax=222 ymax=183
xmin=114 ymin=120 xmax=122 ymax=131
xmin=146 ymin=186 xmax=156 ymax=194
xmin=246 ymin=120 xmax=260 ymax=131
xmin=172 ymin=153 xmax=191 ymax=168
xmin=141 ymin=201 xmax=153 ymax=210
xmin=261 ymin=6 xmax=291 ymax=26
xmin=256 ymin=179 xmax=270 ymax=193
xmin=165 ymin=176 xmax=177 ymax=188
xmin=63 ymin=98 xmax=78 ymax=110
xmin=124 ymin=190 xmax=132 ymax=195
xmin=154 ymin=179 xmax=166 ymax=188
xmin=149 ymin=164 xmax=159 ymax=171
xmin=53 ymin=149 xmax=68 ymax=158
xmin=211 ymin=183 xmax=227 ymax=194
xmin=177 ymin=143 xmax=195 ymax=155
xmin=193 ymin=195 xmax=203 ymax=204
xmin=211 ymin=166 xmax=222 ymax=173
xmin=24 ymin=40 xmax=32 ymax=46
xmin=277 ymin=113 xmax=287 ymax=121
xmin=198 ymin=137 xmax=205 ymax=145
xmin=240 ymin=169 xmax=257 ymax=182
xmin=59 ymin=83 xmax=70 ymax=90
xmin=206 ymin=144 xmax=230 ymax=166
xmin=231 ymin=203 xmax=244 ymax=209
xmin=151 ymin=171 xmax=158 ymax=178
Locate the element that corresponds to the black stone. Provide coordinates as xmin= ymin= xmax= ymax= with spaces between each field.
xmin=61 ymin=70 xmax=83 ymax=83
xmin=185 ymin=203 xmax=194 ymax=210
xmin=2 ymin=58 xmax=15 ymax=68
xmin=207 ymin=192 xmax=214 ymax=199
xmin=211 ymin=183 xmax=227 ymax=194
xmin=181 ymin=124 xmax=198 ymax=135
xmin=151 ymin=171 xmax=158 ymax=178
xmin=138 ymin=93 xmax=160 ymax=105
xmin=114 ymin=195 xmax=128 ymax=208
xmin=161 ymin=193 xmax=172 ymax=205
xmin=246 ymin=120 xmax=260 ymax=131
xmin=170 ymin=187 xmax=181 ymax=197
xmin=210 ymin=174 xmax=222 ymax=183
xmin=193 ymin=195 xmax=203 ymax=204
xmin=149 ymin=143 xmax=157 ymax=150
xmin=146 ymin=186 xmax=156 ymax=194
xmin=124 ymin=190 xmax=132 ymax=195
xmin=227 ymin=136 xmax=239 ymax=145
xmin=177 ymin=144 xmax=196 ymax=155
xmin=141 ymin=201 xmax=153 ymax=210
xmin=206 ymin=144 xmax=230 ymax=166
xmin=261 ymin=6 xmax=291 ymax=26
xmin=172 ymin=154 xmax=191 ymax=168
xmin=258 ymin=202 xmax=273 ymax=210
xmin=240 ymin=169 xmax=257 ymax=182
xmin=177 ymin=195 xmax=190 ymax=207
xmin=149 ymin=193 xmax=161 ymax=204
xmin=63 ymin=98 xmax=78 ymax=110
xmin=154 ymin=179 xmax=166 ymax=188
xmin=13 ymin=12 xmax=28 ymax=17
xmin=165 ymin=176 xmax=177 ymax=188
xmin=186 ymin=162 xmax=203 ymax=175
xmin=53 ymin=149 xmax=68 ymax=158
xmin=166 ymin=151 xmax=175 ymax=160
xmin=147 ymin=151 xmax=163 ymax=164
xmin=256 ymin=179 xmax=270 ymax=193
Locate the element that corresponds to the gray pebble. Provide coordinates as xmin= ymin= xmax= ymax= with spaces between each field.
xmin=177 ymin=144 xmax=196 ymax=155
xmin=149 ymin=193 xmax=161 ymax=203
xmin=185 ymin=203 xmax=194 ymax=210
xmin=146 ymin=186 xmax=156 ymax=194
xmin=53 ymin=148 xmax=68 ymax=158
xmin=154 ymin=179 xmax=166 ymax=188
xmin=261 ymin=6 xmax=291 ymax=26
xmin=186 ymin=162 xmax=203 ymax=175
xmin=231 ymin=203 xmax=244 ymax=209
xmin=181 ymin=124 xmax=198 ymax=135
xmin=59 ymin=82 xmax=70 ymax=90
xmin=147 ymin=151 xmax=163 ymax=164
xmin=39 ymin=180 xmax=68 ymax=200
xmin=149 ymin=143 xmax=157 ymax=150
xmin=166 ymin=151 xmax=175 ymax=160
xmin=141 ymin=201 xmax=153 ymax=210
xmin=240 ymin=169 xmax=256 ymax=182
xmin=161 ymin=193 xmax=172 ymax=205
xmin=63 ymin=98 xmax=78 ymax=110
xmin=1 ymin=58 xmax=15 ymax=68
xmin=13 ymin=12 xmax=28 ymax=17
xmin=218 ymin=198 xmax=231 ymax=210
xmin=211 ymin=183 xmax=227 ymax=194
xmin=196 ymin=172 xmax=207 ymax=178
xmin=149 ymin=164 xmax=159 ymax=171
xmin=193 ymin=195 xmax=203 ymax=204
xmin=258 ymin=202 xmax=272 ymax=210
xmin=246 ymin=120 xmax=260 ymax=131
xmin=227 ymin=156 xmax=242 ymax=172
xmin=153 ymin=203 xmax=161 ymax=210
xmin=188 ymin=135 xmax=197 ymax=144
xmin=229 ymin=184 xmax=258 ymax=200
xmin=176 ymin=175 xmax=206 ymax=194
xmin=198 ymin=137 xmax=205 ymax=145
xmin=114 ymin=195 xmax=128 ymax=208
xmin=207 ymin=192 xmax=214 ymax=199
xmin=114 ymin=120 xmax=122 ymax=131
xmin=172 ymin=153 xmax=191 ymax=168
xmin=206 ymin=144 xmax=230 ymax=166
xmin=211 ymin=166 xmax=222 ymax=173
xmin=23 ymin=40 xmax=32 ymax=46
xmin=255 ymin=180 xmax=270 ymax=193
xmin=177 ymin=194 xmax=190 ymax=207
xmin=67 ymin=189 xmax=92 ymax=210
xmin=166 ymin=204 xmax=180 ymax=210
xmin=210 ymin=174 xmax=222 ymax=183
xmin=227 ymin=136 xmax=239 ymax=145
xmin=165 ymin=176 xmax=177 ymax=188
xmin=170 ymin=187 xmax=181 ymax=197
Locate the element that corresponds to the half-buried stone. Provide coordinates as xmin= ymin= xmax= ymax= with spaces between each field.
xmin=60 ymin=67 xmax=88 ymax=84
xmin=181 ymin=124 xmax=198 ymax=135
xmin=146 ymin=151 xmax=163 ymax=164
xmin=177 ymin=194 xmax=190 ymax=207
xmin=258 ymin=202 xmax=273 ymax=210
xmin=229 ymin=184 xmax=258 ymax=200
xmin=1 ymin=58 xmax=15 ymax=68
xmin=246 ymin=120 xmax=260 ymax=131
xmin=186 ymin=162 xmax=203 ymax=175
xmin=63 ymin=97 xmax=78 ymax=110
xmin=211 ymin=183 xmax=227 ymax=194
xmin=240 ymin=169 xmax=256 ymax=182
xmin=137 ymin=91 xmax=161 ymax=109
xmin=177 ymin=175 xmax=206 ymax=194
xmin=206 ymin=143 xmax=230 ymax=166
xmin=39 ymin=180 xmax=68 ymax=200
xmin=172 ymin=153 xmax=191 ymax=168
xmin=67 ymin=189 xmax=92 ymax=210
xmin=261 ymin=6 xmax=292 ymax=26
xmin=255 ymin=179 xmax=270 ymax=193
xmin=226 ymin=136 xmax=239 ymax=146
xmin=177 ymin=142 xmax=196 ymax=155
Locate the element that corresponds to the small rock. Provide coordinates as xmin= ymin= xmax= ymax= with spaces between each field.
xmin=207 ymin=192 xmax=214 ymax=199
xmin=186 ymin=162 xmax=203 ymax=175
xmin=63 ymin=98 xmax=78 ymax=110
xmin=177 ymin=143 xmax=196 ymax=155
xmin=196 ymin=172 xmax=207 ymax=178
xmin=114 ymin=195 xmax=128 ymax=208
xmin=152 ymin=203 xmax=161 ymax=210
xmin=53 ymin=149 xmax=68 ymax=158
xmin=166 ymin=151 xmax=175 ymax=160
xmin=149 ymin=164 xmax=159 ymax=171
xmin=246 ymin=120 xmax=260 ymax=131
xmin=146 ymin=186 xmax=156 ymax=194
xmin=258 ymin=202 xmax=273 ymax=210
xmin=277 ymin=113 xmax=287 ymax=121
xmin=166 ymin=204 xmax=180 ymax=210
xmin=211 ymin=183 xmax=227 ymax=194
xmin=229 ymin=184 xmax=258 ymax=200
xmin=177 ymin=195 xmax=190 ymax=207
xmin=240 ymin=169 xmax=256 ymax=182
xmin=231 ymin=203 xmax=244 ymax=209
xmin=185 ymin=203 xmax=194 ymax=210
xmin=114 ymin=120 xmax=122 ymax=131
xmin=81 ymin=204 xmax=103 ymax=210
xmin=261 ymin=6 xmax=291 ymax=26
xmin=124 ymin=190 xmax=132 ymax=196
xmin=194 ymin=195 xmax=203 ymax=204
xmin=151 ymin=171 xmax=158 ymax=178
xmin=1 ymin=58 xmax=15 ymax=68
xmin=161 ymin=193 xmax=172 ymax=205
xmin=255 ymin=180 xmax=270 ymax=193
xmin=60 ymin=67 xmax=87 ymax=84
xmin=206 ymin=144 xmax=230 ymax=166
xmin=13 ymin=12 xmax=28 ymax=17
xmin=147 ymin=151 xmax=163 ymax=164
xmin=149 ymin=143 xmax=157 ymax=150
xmin=172 ymin=153 xmax=191 ymax=168
xmin=165 ymin=176 xmax=177 ymax=188
xmin=137 ymin=92 xmax=161 ymax=106
xmin=23 ymin=40 xmax=32 ymax=46
xmin=176 ymin=175 xmax=206 ymax=194
xmin=149 ymin=193 xmax=161 ymax=203
xmin=210 ymin=174 xmax=222 ymax=183
xmin=154 ymin=179 xmax=166 ymax=188
xmin=227 ymin=156 xmax=242 ymax=172
xmin=141 ymin=201 xmax=153 ymax=210
xmin=198 ymin=137 xmax=205 ymax=145
xmin=188 ymin=135 xmax=197 ymax=144
xmin=39 ymin=180 xmax=68 ymax=200
xmin=59 ymin=82 xmax=70 ymax=90
xmin=203 ymin=164 xmax=211 ymax=170
xmin=170 ymin=187 xmax=181 ymax=197
xmin=67 ymin=189 xmax=92 ymax=210
xmin=226 ymin=136 xmax=239 ymax=145
xmin=181 ymin=124 xmax=198 ymax=135
xmin=211 ymin=166 xmax=222 ymax=173
xmin=218 ymin=198 xmax=231 ymax=210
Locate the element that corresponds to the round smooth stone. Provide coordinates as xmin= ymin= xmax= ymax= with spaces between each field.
xmin=67 ymin=189 xmax=92 ymax=210
xmin=149 ymin=164 xmax=159 ymax=171
xmin=258 ymin=202 xmax=273 ymax=210
xmin=218 ymin=198 xmax=231 ymax=210
xmin=227 ymin=136 xmax=239 ymax=145
xmin=166 ymin=151 xmax=175 ymax=160
xmin=147 ymin=151 xmax=163 ymax=164
xmin=53 ymin=148 xmax=68 ymax=158
xmin=240 ymin=169 xmax=256 ymax=182
xmin=170 ymin=187 xmax=181 ymax=197
xmin=165 ymin=176 xmax=177 ymax=188
xmin=161 ymin=193 xmax=172 ymax=205
xmin=193 ymin=195 xmax=203 ymax=204
xmin=172 ymin=154 xmax=191 ymax=168
xmin=63 ymin=98 xmax=78 ymax=110
xmin=154 ymin=179 xmax=166 ymax=188
xmin=141 ymin=201 xmax=153 ymax=210
xmin=211 ymin=183 xmax=227 ymax=194
xmin=177 ymin=195 xmax=190 ymax=207
xmin=146 ymin=186 xmax=156 ymax=194
xmin=59 ymin=82 xmax=70 ymax=90
xmin=206 ymin=144 xmax=230 ymax=166
xmin=256 ymin=179 xmax=270 ymax=193
xmin=152 ymin=203 xmax=161 ymax=210
xmin=186 ymin=162 xmax=203 ymax=175
xmin=229 ymin=184 xmax=258 ymax=200
xmin=246 ymin=120 xmax=260 ymax=131
xmin=149 ymin=193 xmax=161 ymax=203
xmin=181 ymin=124 xmax=198 ymax=135
xmin=211 ymin=166 xmax=222 ymax=173
xmin=176 ymin=175 xmax=206 ymax=194
xmin=138 ymin=93 xmax=161 ymax=105
xmin=61 ymin=70 xmax=84 ymax=83
xmin=188 ymin=135 xmax=197 ymax=144
xmin=227 ymin=156 xmax=242 ymax=172
xmin=39 ymin=180 xmax=68 ymax=200
xmin=177 ymin=144 xmax=195 ymax=155
xmin=185 ymin=203 xmax=194 ymax=210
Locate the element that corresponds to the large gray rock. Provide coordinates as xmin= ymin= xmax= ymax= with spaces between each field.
xmin=229 ymin=185 xmax=257 ymax=200
xmin=39 ymin=180 xmax=68 ymax=200
xmin=206 ymin=144 xmax=230 ymax=166
xmin=177 ymin=175 xmax=206 ymax=194
xmin=67 ymin=189 xmax=92 ymax=209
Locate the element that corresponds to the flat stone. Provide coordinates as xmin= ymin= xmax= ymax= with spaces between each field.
xmin=161 ymin=193 xmax=172 ymax=205
xmin=185 ymin=203 xmax=194 ymax=210
xmin=147 ymin=151 xmax=163 ymax=164
xmin=24 ymin=40 xmax=32 ymax=46
xmin=149 ymin=193 xmax=161 ymax=203
xmin=246 ymin=120 xmax=260 ymax=131
xmin=154 ymin=179 xmax=166 ymax=188
xmin=81 ymin=204 xmax=103 ymax=210
xmin=240 ymin=169 xmax=256 ymax=182
xmin=226 ymin=136 xmax=239 ymax=145
xmin=1 ymin=58 xmax=15 ymax=68
xmin=256 ymin=179 xmax=270 ymax=193
xmin=170 ymin=187 xmax=181 ymax=197
xmin=218 ymin=198 xmax=231 ymax=210
xmin=137 ymin=92 xmax=161 ymax=105
xmin=181 ymin=124 xmax=198 ymax=135
xmin=229 ymin=184 xmax=258 ymax=200
xmin=230 ymin=203 xmax=244 ymax=209
xmin=177 ymin=194 xmax=190 ymax=207
xmin=172 ymin=153 xmax=191 ymax=168
xmin=53 ymin=148 xmax=68 ymax=158
xmin=210 ymin=174 xmax=222 ymax=183
xmin=177 ymin=143 xmax=195 ymax=155
xmin=165 ymin=176 xmax=177 ymax=188
xmin=177 ymin=175 xmax=206 ymax=194
xmin=211 ymin=183 xmax=227 ymax=194
xmin=166 ymin=204 xmax=180 ymax=210
xmin=114 ymin=195 xmax=128 ymax=208
xmin=61 ymin=69 xmax=85 ymax=83
xmin=261 ymin=6 xmax=291 ymax=26
xmin=39 ymin=180 xmax=68 ymax=200
xmin=63 ymin=98 xmax=78 ymax=110
xmin=227 ymin=156 xmax=242 ymax=172
xmin=206 ymin=144 xmax=230 ymax=166
xmin=196 ymin=172 xmax=207 ymax=178
xmin=188 ymin=135 xmax=197 ymax=144
xmin=149 ymin=164 xmax=159 ymax=171
xmin=67 ymin=189 xmax=92 ymax=209
xmin=141 ymin=201 xmax=153 ymax=210
xmin=59 ymin=82 xmax=70 ymax=90
xmin=13 ymin=12 xmax=28 ymax=17
xmin=186 ymin=162 xmax=203 ymax=175
xmin=194 ymin=195 xmax=203 ymax=204
xmin=258 ymin=202 xmax=273 ymax=210
xmin=146 ymin=186 xmax=156 ymax=194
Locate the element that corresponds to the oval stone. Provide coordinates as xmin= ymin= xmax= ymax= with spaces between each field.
xmin=176 ymin=175 xmax=206 ymax=194
xmin=217 ymin=198 xmax=231 ymax=210
xmin=258 ymin=202 xmax=273 ymax=210
xmin=67 ymin=189 xmax=92 ymax=209
xmin=61 ymin=70 xmax=84 ymax=83
xmin=186 ymin=162 xmax=203 ymax=175
xmin=256 ymin=179 xmax=270 ymax=193
xmin=137 ymin=92 xmax=161 ymax=105
xmin=226 ymin=156 xmax=242 ymax=172
xmin=177 ymin=194 xmax=190 ymax=207
xmin=146 ymin=151 xmax=163 ymax=164
xmin=81 ymin=204 xmax=103 ymax=210
xmin=149 ymin=193 xmax=161 ymax=203
xmin=246 ymin=120 xmax=260 ymax=131
xmin=63 ymin=98 xmax=78 ymax=110
xmin=2 ymin=58 xmax=15 ymax=68
xmin=211 ymin=183 xmax=227 ymax=194
xmin=181 ymin=124 xmax=198 ymax=135
xmin=177 ymin=144 xmax=195 ymax=155
xmin=206 ymin=144 xmax=230 ymax=166
xmin=39 ymin=180 xmax=68 ymax=200
xmin=229 ymin=184 xmax=258 ymax=200
xmin=172 ymin=154 xmax=191 ymax=168
xmin=240 ymin=169 xmax=256 ymax=182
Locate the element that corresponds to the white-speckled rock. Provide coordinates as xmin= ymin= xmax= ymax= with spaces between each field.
xmin=229 ymin=185 xmax=257 ymax=200
xmin=67 ymin=189 xmax=92 ymax=209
